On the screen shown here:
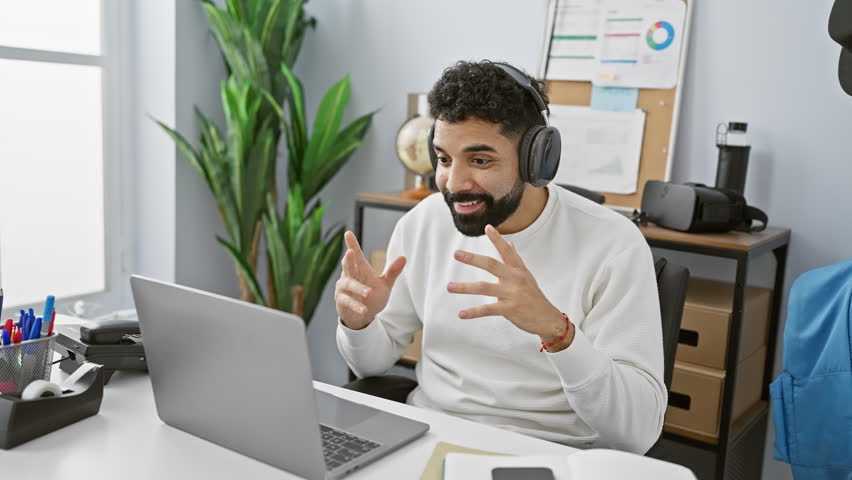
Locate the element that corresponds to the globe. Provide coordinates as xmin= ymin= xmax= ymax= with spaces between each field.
xmin=396 ymin=114 xmax=435 ymax=176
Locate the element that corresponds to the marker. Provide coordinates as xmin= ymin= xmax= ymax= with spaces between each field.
xmin=48 ymin=310 xmax=56 ymax=336
xmin=42 ymin=295 xmax=55 ymax=336
xmin=1 ymin=329 xmax=9 ymax=346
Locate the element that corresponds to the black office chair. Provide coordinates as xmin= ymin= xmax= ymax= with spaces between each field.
xmin=345 ymin=256 xmax=689 ymax=405
xmin=560 ymin=184 xmax=606 ymax=205
xmin=652 ymin=256 xmax=689 ymax=391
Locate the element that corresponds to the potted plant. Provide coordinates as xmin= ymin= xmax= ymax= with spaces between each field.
xmin=158 ymin=0 xmax=376 ymax=326
xmin=158 ymin=0 xmax=314 ymax=303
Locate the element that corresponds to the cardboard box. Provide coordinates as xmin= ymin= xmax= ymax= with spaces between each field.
xmin=676 ymin=278 xmax=771 ymax=370
xmin=664 ymin=345 xmax=767 ymax=443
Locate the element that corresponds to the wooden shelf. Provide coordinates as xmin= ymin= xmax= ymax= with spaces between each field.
xmin=638 ymin=224 xmax=790 ymax=253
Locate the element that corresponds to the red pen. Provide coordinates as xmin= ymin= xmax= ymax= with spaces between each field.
xmin=3 ymin=318 xmax=11 ymax=337
xmin=13 ymin=328 xmax=21 ymax=344
xmin=48 ymin=310 xmax=56 ymax=336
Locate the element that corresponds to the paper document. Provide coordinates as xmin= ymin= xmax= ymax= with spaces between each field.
xmin=594 ymin=0 xmax=686 ymax=88
xmin=543 ymin=0 xmax=602 ymax=81
xmin=542 ymin=0 xmax=687 ymax=88
xmin=418 ymin=442 xmax=508 ymax=480
xmin=549 ymin=105 xmax=646 ymax=195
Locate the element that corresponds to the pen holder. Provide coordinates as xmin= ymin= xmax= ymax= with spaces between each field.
xmin=0 ymin=334 xmax=57 ymax=396
xmin=0 ymin=363 xmax=104 ymax=449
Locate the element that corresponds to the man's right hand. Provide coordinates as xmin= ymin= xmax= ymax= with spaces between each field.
xmin=335 ymin=231 xmax=407 ymax=330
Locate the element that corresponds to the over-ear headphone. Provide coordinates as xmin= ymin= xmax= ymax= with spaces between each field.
xmin=427 ymin=62 xmax=561 ymax=188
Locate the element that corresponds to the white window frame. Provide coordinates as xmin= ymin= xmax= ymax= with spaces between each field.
xmin=0 ymin=1 xmax=133 ymax=314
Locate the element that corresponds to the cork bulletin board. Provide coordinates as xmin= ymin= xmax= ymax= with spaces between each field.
xmin=544 ymin=0 xmax=694 ymax=211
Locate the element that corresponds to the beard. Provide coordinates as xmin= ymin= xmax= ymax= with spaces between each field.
xmin=442 ymin=177 xmax=526 ymax=237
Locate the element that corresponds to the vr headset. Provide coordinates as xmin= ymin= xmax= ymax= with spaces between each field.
xmin=633 ymin=180 xmax=767 ymax=233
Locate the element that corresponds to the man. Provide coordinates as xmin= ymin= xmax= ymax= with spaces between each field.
xmin=335 ymin=60 xmax=665 ymax=454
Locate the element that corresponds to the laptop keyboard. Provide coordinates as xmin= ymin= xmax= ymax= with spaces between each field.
xmin=320 ymin=424 xmax=382 ymax=470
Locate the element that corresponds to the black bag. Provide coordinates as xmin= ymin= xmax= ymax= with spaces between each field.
xmin=632 ymin=180 xmax=768 ymax=233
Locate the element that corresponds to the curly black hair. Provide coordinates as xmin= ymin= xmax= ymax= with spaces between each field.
xmin=427 ymin=60 xmax=549 ymax=140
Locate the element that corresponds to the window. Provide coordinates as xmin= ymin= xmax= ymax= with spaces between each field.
xmin=0 ymin=0 xmax=126 ymax=310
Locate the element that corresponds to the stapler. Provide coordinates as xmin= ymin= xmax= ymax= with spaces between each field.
xmin=53 ymin=319 xmax=147 ymax=384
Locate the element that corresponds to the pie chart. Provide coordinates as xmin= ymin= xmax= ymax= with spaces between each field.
xmin=646 ymin=21 xmax=675 ymax=51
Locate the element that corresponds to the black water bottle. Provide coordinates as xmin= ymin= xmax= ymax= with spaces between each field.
xmin=715 ymin=122 xmax=750 ymax=194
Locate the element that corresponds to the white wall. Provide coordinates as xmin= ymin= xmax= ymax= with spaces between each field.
xmin=130 ymin=0 xmax=176 ymax=283
xmin=130 ymin=0 xmax=237 ymax=298
xmin=173 ymin=0 xmax=237 ymax=298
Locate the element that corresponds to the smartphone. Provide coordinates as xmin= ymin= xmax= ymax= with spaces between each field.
xmin=491 ymin=466 xmax=555 ymax=480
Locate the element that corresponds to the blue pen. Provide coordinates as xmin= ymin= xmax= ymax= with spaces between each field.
xmin=24 ymin=312 xmax=33 ymax=341
xmin=42 ymin=295 xmax=55 ymax=335
xmin=1 ymin=329 xmax=9 ymax=346
xmin=29 ymin=318 xmax=42 ymax=341
xmin=20 ymin=312 xmax=28 ymax=341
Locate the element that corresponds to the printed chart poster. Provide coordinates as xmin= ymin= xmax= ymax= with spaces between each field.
xmin=543 ymin=0 xmax=602 ymax=81
xmin=594 ymin=0 xmax=686 ymax=88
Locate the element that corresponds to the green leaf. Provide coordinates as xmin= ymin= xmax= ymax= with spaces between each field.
xmin=155 ymin=120 xmax=207 ymax=186
xmin=302 ymin=111 xmax=375 ymax=200
xmin=303 ymin=226 xmax=345 ymax=323
xmin=263 ymin=197 xmax=291 ymax=309
xmin=239 ymin=123 xmax=276 ymax=249
xmin=204 ymin=4 xmax=248 ymax=78
xmin=285 ymin=184 xmax=305 ymax=250
xmin=281 ymin=0 xmax=308 ymax=62
xmin=218 ymin=236 xmax=266 ymax=304
xmin=260 ymin=0 xmax=283 ymax=47
xmin=279 ymin=63 xmax=307 ymax=163
xmin=225 ymin=0 xmax=247 ymax=23
xmin=302 ymin=75 xmax=350 ymax=183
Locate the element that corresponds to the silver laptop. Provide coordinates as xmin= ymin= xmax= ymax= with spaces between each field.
xmin=130 ymin=275 xmax=429 ymax=480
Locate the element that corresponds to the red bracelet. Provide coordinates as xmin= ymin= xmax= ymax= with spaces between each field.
xmin=540 ymin=313 xmax=571 ymax=352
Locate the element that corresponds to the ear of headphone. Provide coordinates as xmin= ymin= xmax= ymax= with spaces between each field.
xmin=518 ymin=125 xmax=561 ymax=188
xmin=428 ymin=62 xmax=561 ymax=187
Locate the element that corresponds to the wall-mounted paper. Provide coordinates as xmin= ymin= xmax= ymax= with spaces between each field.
xmin=590 ymin=86 xmax=639 ymax=111
xmin=542 ymin=0 xmax=602 ymax=81
xmin=542 ymin=0 xmax=686 ymax=89
xmin=550 ymin=105 xmax=646 ymax=194
xmin=593 ymin=0 xmax=686 ymax=88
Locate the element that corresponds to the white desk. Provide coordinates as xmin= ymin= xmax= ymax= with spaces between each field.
xmin=1 ymin=370 xmax=576 ymax=479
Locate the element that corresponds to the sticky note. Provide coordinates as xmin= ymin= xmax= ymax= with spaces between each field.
xmin=590 ymin=86 xmax=639 ymax=112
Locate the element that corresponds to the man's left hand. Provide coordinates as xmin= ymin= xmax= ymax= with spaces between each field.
xmin=447 ymin=224 xmax=572 ymax=348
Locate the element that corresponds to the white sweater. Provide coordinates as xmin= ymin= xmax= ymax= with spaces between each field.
xmin=337 ymin=183 xmax=666 ymax=454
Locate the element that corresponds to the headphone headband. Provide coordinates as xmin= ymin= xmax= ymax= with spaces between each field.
xmin=493 ymin=62 xmax=550 ymax=126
